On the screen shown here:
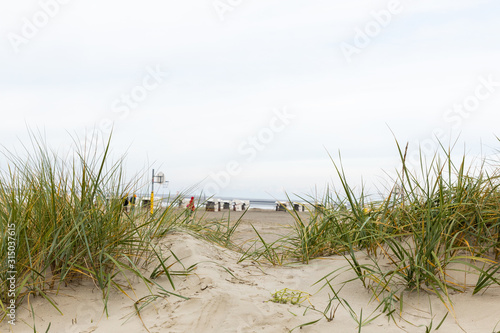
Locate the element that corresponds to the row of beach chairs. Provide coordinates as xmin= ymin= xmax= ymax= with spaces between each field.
xmin=179 ymin=198 xmax=250 ymax=212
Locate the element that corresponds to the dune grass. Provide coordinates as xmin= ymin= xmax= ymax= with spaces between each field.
xmin=173 ymin=201 xmax=246 ymax=251
xmin=0 ymin=132 xmax=192 ymax=323
xmin=323 ymin=142 xmax=500 ymax=315
xmin=4 ymin=131 xmax=500 ymax=330
xmin=241 ymin=139 xmax=500 ymax=323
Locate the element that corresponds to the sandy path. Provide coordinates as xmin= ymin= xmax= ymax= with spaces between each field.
xmin=198 ymin=209 xmax=308 ymax=244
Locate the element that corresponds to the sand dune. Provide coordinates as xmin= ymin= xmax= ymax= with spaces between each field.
xmin=5 ymin=211 xmax=500 ymax=333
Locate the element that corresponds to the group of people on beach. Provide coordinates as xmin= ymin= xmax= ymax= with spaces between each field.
xmin=122 ymin=194 xmax=137 ymax=212
xmin=121 ymin=195 xmax=196 ymax=216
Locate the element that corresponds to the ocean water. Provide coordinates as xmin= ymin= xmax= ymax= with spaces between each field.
xmin=247 ymin=200 xmax=277 ymax=210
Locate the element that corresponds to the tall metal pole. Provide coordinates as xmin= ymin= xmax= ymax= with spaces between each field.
xmin=150 ymin=169 xmax=154 ymax=215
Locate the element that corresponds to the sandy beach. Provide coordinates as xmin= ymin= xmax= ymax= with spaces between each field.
xmin=4 ymin=209 xmax=500 ymax=333
xmin=3 ymin=0 xmax=499 ymax=331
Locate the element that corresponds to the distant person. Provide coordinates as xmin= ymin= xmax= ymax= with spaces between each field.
xmin=130 ymin=194 xmax=137 ymax=211
xmin=187 ymin=196 xmax=195 ymax=211
xmin=186 ymin=196 xmax=195 ymax=219
xmin=123 ymin=195 xmax=129 ymax=212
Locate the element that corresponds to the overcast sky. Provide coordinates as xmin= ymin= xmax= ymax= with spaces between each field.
xmin=1 ymin=0 xmax=499 ymax=200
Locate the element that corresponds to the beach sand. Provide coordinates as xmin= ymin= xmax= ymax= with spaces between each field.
xmin=4 ymin=210 xmax=500 ymax=333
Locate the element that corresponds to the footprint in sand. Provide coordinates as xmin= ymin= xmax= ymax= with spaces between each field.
xmin=66 ymin=302 xmax=101 ymax=333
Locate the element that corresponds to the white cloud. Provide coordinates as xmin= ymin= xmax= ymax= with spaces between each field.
xmin=0 ymin=0 xmax=499 ymax=199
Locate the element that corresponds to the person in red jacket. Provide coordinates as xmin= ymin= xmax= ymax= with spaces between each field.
xmin=186 ymin=196 xmax=195 ymax=219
